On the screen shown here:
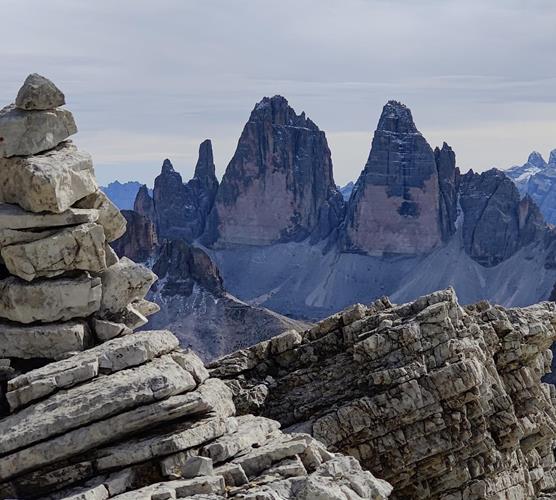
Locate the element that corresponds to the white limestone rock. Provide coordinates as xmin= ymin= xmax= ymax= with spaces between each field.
xmin=91 ymin=318 xmax=132 ymax=341
xmin=0 ymin=390 xmax=215 ymax=481
xmin=201 ymin=415 xmax=280 ymax=464
xmin=132 ymin=298 xmax=161 ymax=317
xmin=0 ymin=203 xmax=98 ymax=230
xmin=0 ymin=104 xmax=77 ymax=158
xmin=0 ymin=274 xmax=101 ymax=324
xmin=0 ymin=142 xmax=97 ymax=213
xmin=15 ymin=73 xmax=65 ymax=111
xmin=171 ymin=350 xmax=209 ymax=385
xmin=95 ymin=416 xmax=236 ymax=471
xmin=106 ymin=303 xmax=149 ymax=331
xmin=104 ymin=243 xmax=119 ymax=266
xmin=231 ymin=435 xmax=308 ymax=478
xmin=109 ymin=477 xmax=225 ymax=500
xmin=74 ymin=190 xmax=127 ymax=242
xmin=0 ymin=227 xmax=58 ymax=248
xmin=1 ymin=222 xmax=107 ymax=281
xmin=99 ymin=257 xmax=157 ymax=314
xmin=299 ymin=456 xmax=393 ymax=500
xmin=0 ymin=355 xmax=195 ymax=457
xmin=172 ymin=456 xmax=213 ymax=480
xmin=0 ymin=321 xmax=90 ymax=360
xmin=6 ymin=330 xmax=180 ymax=411
xmin=213 ymin=463 xmax=248 ymax=487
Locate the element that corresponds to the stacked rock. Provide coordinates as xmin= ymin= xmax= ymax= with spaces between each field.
xmin=0 ymin=75 xmax=391 ymax=499
xmin=0 ymin=73 xmax=156 ymax=366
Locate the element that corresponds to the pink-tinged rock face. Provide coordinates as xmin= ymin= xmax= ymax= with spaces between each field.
xmin=214 ymin=168 xmax=297 ymax=246
xmin=204 ymin=95 xmax=345 ymax=248
xmin=346 ymin=176 xmax=442 ymax=255
xmin=343 ymin=100 xmax=450 ymax=256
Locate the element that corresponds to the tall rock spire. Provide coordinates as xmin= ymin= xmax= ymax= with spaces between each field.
xmin=133 ymin=184 xmax=155 ymax=221
xmin=195 ymin=138 xmax=216 ymax=180
xmin=204 ymin=95 xmax=344 ymax=247
xmin=151 ymin=141 xmax=219 ymax=241
xmin=435 ymin=142 xmax=460 ymax=241
xmin=342 ymin=100 xmax=444 ymax=255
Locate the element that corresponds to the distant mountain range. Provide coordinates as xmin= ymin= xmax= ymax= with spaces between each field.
xmin=100 ymin=181 xmax=152 ymax=210
xmin=338 ymin=181 xmax=354 ymax=200
xmin=106 ymin=95 xmax=556 ymax=355
xmin=505 ymin=150 xmax=556 ymax=224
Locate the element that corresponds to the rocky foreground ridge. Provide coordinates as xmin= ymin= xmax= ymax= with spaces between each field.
xmin=212 ymin=288 xmax=556 ymax=499
xmin=0 ymin=75 xmax=391 ymax=499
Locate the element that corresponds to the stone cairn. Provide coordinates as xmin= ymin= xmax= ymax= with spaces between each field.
xmin=0 ymin=74 xmax=391 ymax=499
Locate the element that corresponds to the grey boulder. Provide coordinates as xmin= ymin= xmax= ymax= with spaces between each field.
xmin=74 ymin=190 xmax=127 ymax=242
xmin=0 ymin=321 xmax=91 ymax=360
xmin=0 ymin=104 xmax=77 ymax=158
xmin=0 ymin=142 xmax=97 ymax=213
xmin=0 ymin=274 xmax=101 ymax=324
xmin=100 ymin=257 xmax=157 ymax=314
xmin=1 ymin=222 xmax=107 ymax=281
xmin=15 ymin=73 xmax=65 ymax=111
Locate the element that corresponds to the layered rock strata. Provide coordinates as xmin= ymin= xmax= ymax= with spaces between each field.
xmin=0 ymin=74 xmax=391 ymax=500
xmin=211 ymin=288 xmax=556 ymax=499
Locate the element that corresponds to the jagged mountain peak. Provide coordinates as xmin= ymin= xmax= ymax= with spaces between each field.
xmin=193 ymin=139 xmax=217 ymax=185
xmin=194 ymin=139 xmax=215 ymax=177
xmin=549 ymin=148 xmax=556 ymax=166
xmin=376 ymin=100 xmax=418 ymax=134
xmin=160 ymin=158 xmax=175 ymax=174
xmin=250 ymin=95 xmax=318 ymax=130
xmin=436 ymin=141 xmax=454 ymax=154
xmin=527 ymin=150 xmax=547 ymax=168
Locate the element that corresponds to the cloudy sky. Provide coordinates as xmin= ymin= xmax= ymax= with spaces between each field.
xmin=2 ymin=0 xmax=556 ymax=186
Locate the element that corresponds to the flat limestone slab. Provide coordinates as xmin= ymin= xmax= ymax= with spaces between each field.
xmin=109 ymin=477 xmax=225 ymax=500
xmin=201 ymin=415 xmax=281 ymax=463
xmin=0 ymin=227 xmax=58 ymax=248
xmin=94 ymin=416 xmax=237 ymax=471
xmin=74 ymin=190 xmax=127 ymax=242
xmin=0 ymin=142 xmax=97 ymax=213
xmin=0 ymin=103 xmax=77 ymax=157
xmin=0 ymin=355 xmax=195 ymax=456
xmin=6 ymin=330 xmax=181 ymax=411
xmin=0 ymin=274 xmax=101 ymax=324
xmin=1 ymin=222 xmax=107 ymax=281
xmin=0 ymin=321 xmax=91 ymax=360
xmin=0 ymin=385 xmax=221 ymax=480
xmin=0 ymin=203 xmax=98 ymax=230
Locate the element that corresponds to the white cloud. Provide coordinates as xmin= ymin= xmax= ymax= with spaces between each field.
xmin=1 ymin=0 xmax=556 ymax=186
